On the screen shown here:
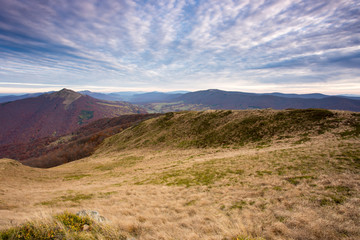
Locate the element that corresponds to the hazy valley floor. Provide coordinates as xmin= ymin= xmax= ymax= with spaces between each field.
xmin=1 ymin=133 xmax=359 ymax=239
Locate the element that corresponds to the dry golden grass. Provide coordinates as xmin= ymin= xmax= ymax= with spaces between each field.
xmin=1 ymin=110 xmax=359 ymax=239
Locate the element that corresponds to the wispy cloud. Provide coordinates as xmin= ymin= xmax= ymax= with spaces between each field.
xmin=0 ymin=0 xmax=359 ymax=94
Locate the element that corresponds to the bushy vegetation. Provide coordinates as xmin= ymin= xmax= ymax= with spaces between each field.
xmin=0 ymin=222 xmax=64 ymax=240
xmin=77 ymin=110 xmax=94 ymax=125
xmin=0 ymin=212 xmax=123 ymax=240
xmin=55 ymin=212 xmax=92 ymax=232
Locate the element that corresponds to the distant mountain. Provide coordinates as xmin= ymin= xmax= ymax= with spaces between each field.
xmin=166 ymin=91 xmax=190 ymax=94
xmin=129 ymin=92 xmax=183 ymax=103
xmin=175 ymin=89 xmax=360 ymax=112
xmin=79 ymin=91 xmax=185 ymax=103
xmin=265 ymin=92 xmax=329 ymax=99
xmin=265 ymin=92 xmax=360 ymax=100
xmin=336 ymin=95 xmax=360 ymax=101
xmin=0 ymin=92 xmax=47 ymax=103
xmin=79 ymin=90 xmax=124 ymax=101
xmin=0 ymin=88 xmax=146 ymax=146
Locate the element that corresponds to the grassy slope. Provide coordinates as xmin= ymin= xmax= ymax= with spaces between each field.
xmin=1 ymin=109 xmax=359 ymax=239
xmin=102 ymin=109 xmax=359 ymax=149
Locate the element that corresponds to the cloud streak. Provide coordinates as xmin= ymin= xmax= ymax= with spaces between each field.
xmin=0 ymin=0 xmax=359 ymax=94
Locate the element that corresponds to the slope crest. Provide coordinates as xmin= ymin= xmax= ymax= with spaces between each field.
xmin=100 ymin=109 xmax=360 ymax=151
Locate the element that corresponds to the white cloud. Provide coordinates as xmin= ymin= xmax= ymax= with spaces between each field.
xmin=0 ymin=0 xmax=359 ymax=94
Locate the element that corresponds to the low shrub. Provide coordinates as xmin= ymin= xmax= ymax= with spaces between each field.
xmin=0 ymin=212 xmax=126 ymax=240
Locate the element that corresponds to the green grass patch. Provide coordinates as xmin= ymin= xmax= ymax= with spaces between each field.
xmin=39 ymin=193 xmax=94 ymax=206
xmin=273 ymin=186 xmax=283 ymax=191
xmin=144 ymin=158 xmax=244 ymax=187
xmin=160 ymin=168 xmax=227 ymax=187
xmin=184 ymin=200 xmax=196 ymax=206
xmin=319 ymin=194 xmax=347 ymax=206
xmin=335 ymin=148 xmax=360 ymax=170
xmin=60 ymin=193 xmax=94 ymax=203
xmin=285 ymin=175 xmax=315 ymax=185
xmin=95 ymin=156 xmax=144 ymax=171
xmin=256 ymin=170 xmax=272 ymax=176
xmin=339 ymin=115 xmax=360 ymax=138
xmin=63 ymin=174 xmax=91 ymax=181
xmin=294 ymin=136 xmax=311 ymax=144
xmin=39 ymin=200 xmax=58 ymax=206
xmin=325 ymin=185 xmax=352 ymax=195
xmin=230 ymin=200 xmax=247 ymax=210
xmin=233 ymin=236 xmax=265 ymax=240
xmin=98 ymin=191 xmax=117 ymax=198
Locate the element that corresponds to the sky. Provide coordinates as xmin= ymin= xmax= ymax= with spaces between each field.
xmin=0 ymin=0 xmax=359 ymax=95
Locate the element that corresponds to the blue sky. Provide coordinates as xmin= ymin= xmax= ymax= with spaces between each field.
xmin=0 ymin=0 xmax=359 ymax=94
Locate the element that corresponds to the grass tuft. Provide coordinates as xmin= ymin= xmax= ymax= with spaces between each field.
xmin=63 ymin=174 xmax=90 ymax=181
xmin=285 ymin=175 xmax=315 ymax=185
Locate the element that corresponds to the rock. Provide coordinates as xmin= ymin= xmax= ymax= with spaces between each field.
xmin=76 ymin=210 xmax=106 ymax=222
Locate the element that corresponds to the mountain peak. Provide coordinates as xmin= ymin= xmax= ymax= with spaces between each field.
xmin=48 ymin=88 xmax=80 ymax=97
xmin=48 ymin=88 xmax=82 ymax=107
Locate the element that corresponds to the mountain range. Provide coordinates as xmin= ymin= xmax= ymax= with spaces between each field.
xmin=1 ymin=88 xmax=360 ymax=148
xmin=78 ymin=90 xmax=187 ymax=103
xmin=4 ymin=89 xmax=359 ymax=105
xmin=175 ymin=89 xmax=360 ymax=112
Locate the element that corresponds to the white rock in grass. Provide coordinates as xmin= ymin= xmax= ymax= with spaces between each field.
xmin=76 ymin=210 xmax=106 ymax=222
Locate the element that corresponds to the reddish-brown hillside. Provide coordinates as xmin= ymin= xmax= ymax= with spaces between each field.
xmin=0 ymin=88 xmax=146 ymax=145
xmin=0 ymin=113 xmax=161 ymax=168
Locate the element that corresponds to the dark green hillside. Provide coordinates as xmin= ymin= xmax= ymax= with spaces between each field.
xmin=102 ymin=109 xmax=360 ymax=151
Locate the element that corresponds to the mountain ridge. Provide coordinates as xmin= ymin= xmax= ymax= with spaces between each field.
xmin=174 ymin=89 xmax=360 ymax=112
xmin=2 ymin=89 xmax=360 ymax=105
